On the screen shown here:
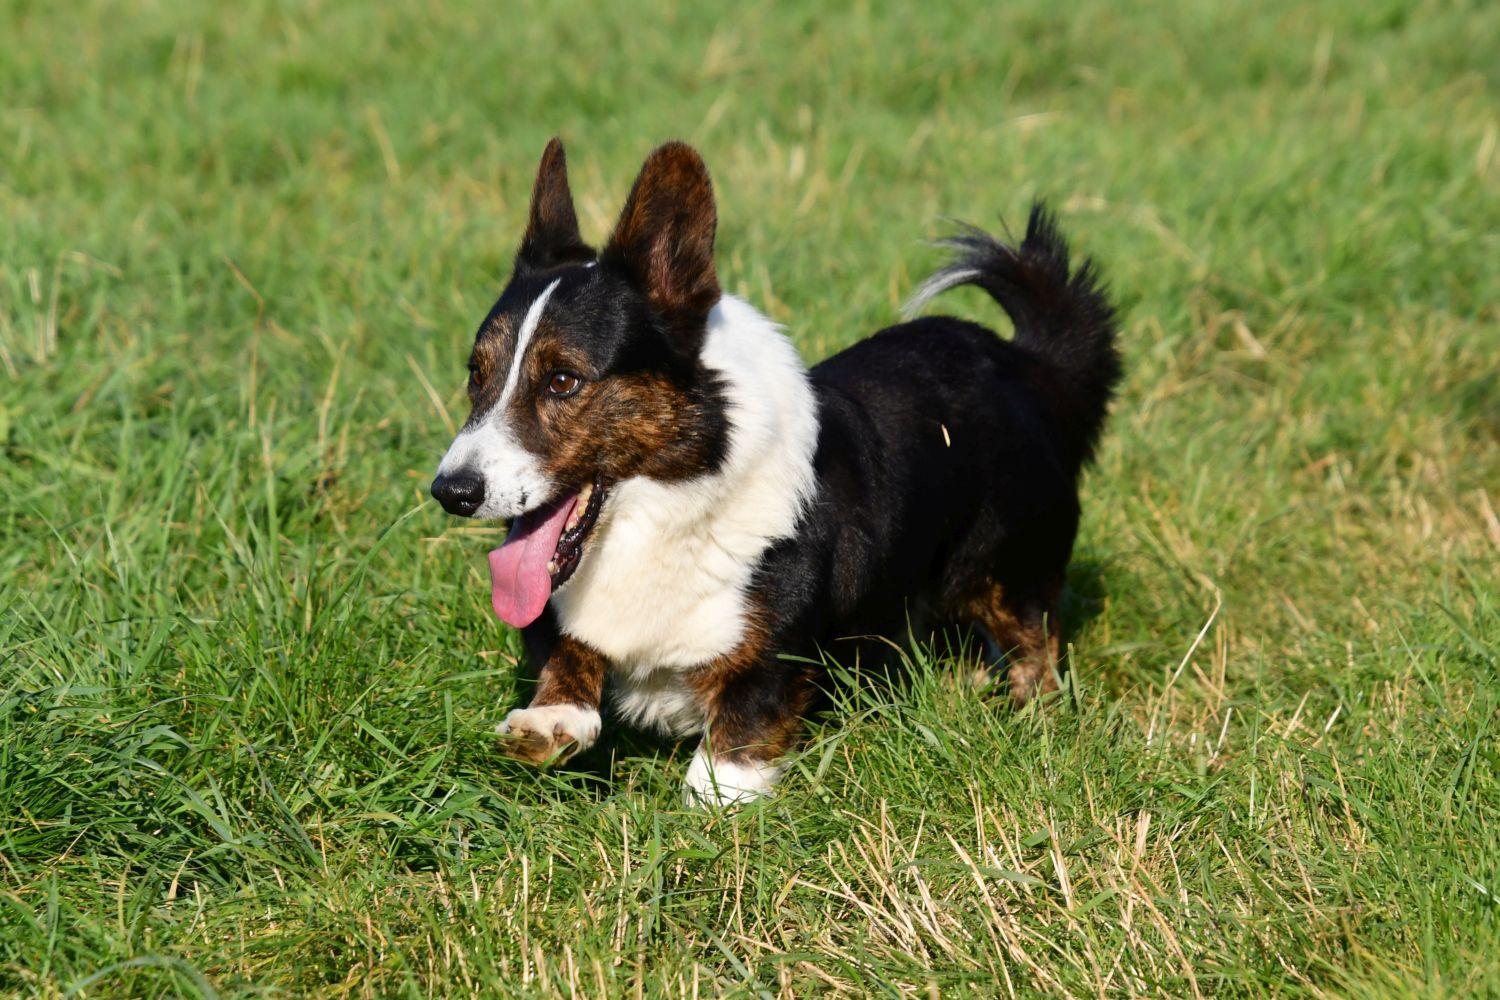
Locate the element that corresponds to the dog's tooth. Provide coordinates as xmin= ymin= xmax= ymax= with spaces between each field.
xmin=546 ymin=560 xmax=559 ymax=575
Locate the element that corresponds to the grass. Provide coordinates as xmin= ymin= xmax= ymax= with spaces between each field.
xmin=1 ymin=0 xmax=1497 ymax=995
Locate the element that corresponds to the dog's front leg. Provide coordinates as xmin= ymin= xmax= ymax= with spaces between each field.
xmin=498 ymin=635 xmax=607 ymax=765
xmin=684 ymin=649 xmax=814 ymax=807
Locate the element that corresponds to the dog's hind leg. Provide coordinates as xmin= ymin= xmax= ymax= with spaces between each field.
xmin=963 ymin=577 xmax=1063 ymax=707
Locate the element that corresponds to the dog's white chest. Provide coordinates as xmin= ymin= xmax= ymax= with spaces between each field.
xmin=550 ymin=476 xmax=755 ymax=672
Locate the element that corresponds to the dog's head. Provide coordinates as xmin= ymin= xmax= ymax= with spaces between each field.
xmin=431 ymin=139 xmax=729 ymax=626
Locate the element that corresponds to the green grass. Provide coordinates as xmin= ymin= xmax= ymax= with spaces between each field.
xmin=2 ymin=0 xmax=1497 ymax=995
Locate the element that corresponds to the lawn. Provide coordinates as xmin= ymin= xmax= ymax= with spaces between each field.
xmin=2 ymin=0 xmax=1497 ymax=995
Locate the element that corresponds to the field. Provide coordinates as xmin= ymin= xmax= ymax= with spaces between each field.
xmin=2 ymin=0 xmax=1497 ymax=995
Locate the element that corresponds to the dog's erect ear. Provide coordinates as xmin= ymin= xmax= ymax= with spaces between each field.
xmin=602 ymin=142 xmax=720 ymax=341
xmin=516 ymin=138 xmax=595 ymax=273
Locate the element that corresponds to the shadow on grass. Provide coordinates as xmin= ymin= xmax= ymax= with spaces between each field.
xmin=1061 ymin=556 xmax=1111 ymax=649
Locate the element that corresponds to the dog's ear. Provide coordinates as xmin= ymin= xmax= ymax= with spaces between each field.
xmin=516 ymin=138 xmax=594 ymax=273
xmin=602 ymin=142 xmax=720 ymax=343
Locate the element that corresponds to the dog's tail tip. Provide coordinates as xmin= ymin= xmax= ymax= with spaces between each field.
xmin=901 ymin=201 xmax=1079 ymax=317
xmin=902 ymin=221 xmax=1007 ymax=321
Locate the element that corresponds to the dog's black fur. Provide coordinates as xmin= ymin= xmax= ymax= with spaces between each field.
xmin=717 ymin=207 xmax=1120 ymax=742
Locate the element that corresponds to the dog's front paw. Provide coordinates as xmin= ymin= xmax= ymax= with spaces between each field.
xmin=497 ymin=704 xmax=601 ymax=765
xmin=683 ymin=748 xmax=783 ymax=808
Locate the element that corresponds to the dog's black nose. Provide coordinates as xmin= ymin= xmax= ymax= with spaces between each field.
xmin=431 ymin=472 xmax=485 ymax=517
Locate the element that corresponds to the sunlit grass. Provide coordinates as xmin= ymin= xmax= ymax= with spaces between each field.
xmin=1 ymin=0 xmax=1497 ymax=995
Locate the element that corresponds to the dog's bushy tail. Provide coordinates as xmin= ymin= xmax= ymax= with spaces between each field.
xmin=906 ymin=202 xmax=1122 ymax=464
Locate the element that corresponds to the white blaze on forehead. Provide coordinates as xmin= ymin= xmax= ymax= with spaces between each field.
xmin=433 ymin=277 xmax=564 ymax=519
xmin=499 ymin=277 xmax=562 ymax=407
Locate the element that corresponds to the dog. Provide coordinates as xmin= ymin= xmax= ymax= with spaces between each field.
xmin=431 ymin=139 xmax=1120 ymax=806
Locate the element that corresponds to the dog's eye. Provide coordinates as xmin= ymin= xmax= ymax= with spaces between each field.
xmin=467 ymin=360 xmax=482 ymax=386
xmin=545 ymin=372 xmax=583 ymax=398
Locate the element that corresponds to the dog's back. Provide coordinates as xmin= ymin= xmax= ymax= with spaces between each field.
xmin=762 ymin=204 xmax=1122 ymax=701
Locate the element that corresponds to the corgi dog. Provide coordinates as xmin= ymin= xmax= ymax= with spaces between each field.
xmin=431 ymin=139 xmax=1120 ymax=806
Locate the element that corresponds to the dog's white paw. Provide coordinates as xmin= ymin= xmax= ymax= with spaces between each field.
xmin=683 ymin=747 xmax=783 ymax=808
xmin=497 ymin=704 xmax=601 ymax=764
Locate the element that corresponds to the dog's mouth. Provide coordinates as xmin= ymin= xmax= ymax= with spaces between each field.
xmin=547 ymin=478 xmax=608 ymax=588
xmin=487 ymin=477 xmax=610 ymax=629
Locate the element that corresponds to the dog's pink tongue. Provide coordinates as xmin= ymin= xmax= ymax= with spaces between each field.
xmin=487 ymin=493 xmax=578 ymax=628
